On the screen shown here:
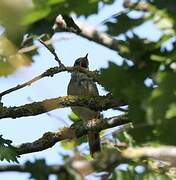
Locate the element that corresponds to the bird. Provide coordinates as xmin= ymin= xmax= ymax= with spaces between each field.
xmin=67 ymin=54 xmax=101 ymax=157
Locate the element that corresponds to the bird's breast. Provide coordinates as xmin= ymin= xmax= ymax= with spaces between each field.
xmin=67 ymin=72 xmax=99 ymax=120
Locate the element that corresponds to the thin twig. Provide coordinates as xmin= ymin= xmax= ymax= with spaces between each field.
xmin=39 ymin=39 xmax=63 ymax=66
xmin=0 ymin=66 xmax=100 ymax=98
xmin=0 ymin=74 xmax=43 ymax=97
xmin=99 ymin=10 xmax=129 ymax=25
xmin=18 ymin=37 xmax=72 ymax=54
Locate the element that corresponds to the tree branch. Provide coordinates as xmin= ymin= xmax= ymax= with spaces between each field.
xmin=0 ymin=95 xmax=124 ymax=119
xmin=0 ymin=66 xmax=100 ymax=98
xmin=123 ymin=146 xmax=176 ymax=164
xmin=18 ymin=21 xmax=121 ymax=55
xmin=0 ymin=165 xmax=27 ymax=173
xmin=77 ymin=22 xmax=120 ymax=51
xmin=3 ymin=146 xmax=176 ymax=176
xmin=18 ymin=17 xmax=122 ymax=55
xmin=53 ymin=19 xmax=123 ymax=51
xmin=0 ymin=164 xmax=66 ymax=174
xmin=0 ymin=149 xmax=130 ymax=176
xmin=123 ymin=1 xmax=149 ymax=11
xmin=18 ymin=37 xmax=71 ymax=54
xmin=16 ymin=114 xmax=129 ymax=155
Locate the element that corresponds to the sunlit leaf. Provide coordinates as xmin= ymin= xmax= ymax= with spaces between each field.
xmin=146 ymin=72 xmax=176 ymax=123
xmin=0 ymin=36 xmax=31 ymax=76
xmin=68 ymin=111 xmax=80 ymax=122
xmin=21 ymin=7 xmax=51 ymax=25
xmin=111 ymin=164 xmax=171 ymax=180
xmin=47 ymin=0 xmax=66 ymax=5
xmin=61 ymin=139 xmax=77 ymax=150
xmin=0 ymin=135 xmax=19 ymax=163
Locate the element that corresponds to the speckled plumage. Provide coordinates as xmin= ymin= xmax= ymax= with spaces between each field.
xmin=68 ymin=72 xmax=99 ymax=120
xmin=67 ymin=55 xmax=101 ymax=157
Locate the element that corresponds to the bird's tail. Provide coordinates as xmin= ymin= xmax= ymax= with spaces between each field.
xmin=88 ymin=133 xmax=101 ymax=157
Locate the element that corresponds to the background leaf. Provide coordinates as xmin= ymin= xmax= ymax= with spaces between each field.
xmin=0 ymin=135 xmax=19 ymax=163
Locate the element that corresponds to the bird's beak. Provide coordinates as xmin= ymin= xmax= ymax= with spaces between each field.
xmin=83 ymin=54 xmax=89 ymax=68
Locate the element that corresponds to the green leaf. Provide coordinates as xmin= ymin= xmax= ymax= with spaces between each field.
xmin=100 ymin=62 xmax=151 ymax=123
xmin=129 ymin=119 xmax=176 ymax=145
xmin=0 ymin=53 xmax=31 ymax=77
xmin=0 ymin=55 xmax=15 ymax=76
xmin=57 ymin=165 xmax=82 ymax=180
xmin=26 ymin=19 xmax=54 ymax=36
xmin=0 ymin=36 xmax=31 ymax=76
xmin=32 ymin=0 xmax=48 ymax=7
xmin=128 ymin=124 xmax=158 ymax=144
xmin=146 ymin=72 xmax=176 ymax=124
xmin=152 ymin=0 xmax=176 ymax=19
xmin=25 ymin=159 xmax=49 ymax=180
xmin=0 ymin=135 xmax=19 ymax=163
xmin=106 ymin=13 xmax=145 ymax=36
xmin=63 ymin=0 xmax=98 ymax=16
xmin=61 ymin=139 xmax=76 ymax=150
xmin=47 ymin=0 xmax=66 ymax=5
xmin=101 ymin=0 xmax=115 ymax=4
xmin=21 ymin=7 xmax=51 ymax=25
xmin=117 ymin=34 xmax=162 ymax=67
xmin=165 ymin=103 xmax=176 ymax=119
xmin=141 ymin=171 xmax=171 ymax=180
xmin=111 ymin=165 xmax=171 ymax=180
xmin=115 ymin=130 xmax=134 ymax=147
xmin=60 ymin=137 xmax=87 ymax=150
xmin=68 ymin=111 xmax=80 ymax=122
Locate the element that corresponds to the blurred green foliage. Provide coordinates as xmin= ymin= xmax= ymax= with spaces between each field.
xmin=111 ymin=165 xmax=171 ymax=180
xmin=100 ymin=0 xmax=176 ymax=149
xmin=1 ymin=0 xmax=176 ymax=179
xmin=0 ymin=135 xmax=19 ymax=163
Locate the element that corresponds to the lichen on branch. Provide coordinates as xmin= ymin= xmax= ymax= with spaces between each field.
xmin=0 ymin=95 xmax=124 ymax=119
xmin=16 ymin=114 xmax=129 ymax=155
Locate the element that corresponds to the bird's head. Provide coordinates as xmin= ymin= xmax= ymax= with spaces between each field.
xmin=74 ymin=53 xmax=89 ymax=69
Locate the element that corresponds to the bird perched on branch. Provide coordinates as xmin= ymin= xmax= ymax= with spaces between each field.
xmin=67 ymin=54 xmax=101 ymax=157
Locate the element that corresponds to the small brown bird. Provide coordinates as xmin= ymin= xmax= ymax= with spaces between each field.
xmin=67 ymin=54 xmax=101 ymax=157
